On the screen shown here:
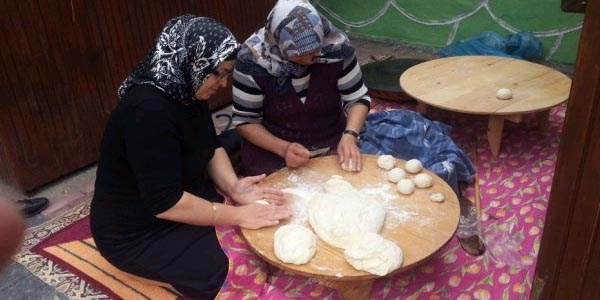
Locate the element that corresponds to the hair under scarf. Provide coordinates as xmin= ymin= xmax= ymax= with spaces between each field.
xmin=236 ymin=0 xmax=354 ymax=78
xmin=118 ymin=15 xmax=240 ymax=105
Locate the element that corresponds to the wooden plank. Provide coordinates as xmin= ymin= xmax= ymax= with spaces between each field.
xmin=533 ymin=0 xmax=600 ymax=298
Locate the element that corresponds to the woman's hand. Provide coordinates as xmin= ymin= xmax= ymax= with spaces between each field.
xmin=236 ymin=202 xmax=291 ymax=229
xmin=285 ymin=142 xmax=310 ymax=168
xmin=230 ymin=174 xmax=285 ymax=205
xmin=337 ymin=134 xmax=362 ymax=171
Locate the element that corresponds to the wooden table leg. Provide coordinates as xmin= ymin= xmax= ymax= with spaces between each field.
xmin=416 ymin=101 xmax=428 ymax=114
xmin=536 ymin=110 xmax=551 ymax=132
xmin=487 ymin=116 xmax=504 ymax=157
xmin=321 ymin=279 xmax=374 ymax=300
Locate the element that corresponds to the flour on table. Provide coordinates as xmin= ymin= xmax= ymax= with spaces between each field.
xmin=274 ymin=224 xmax=316 ymax=265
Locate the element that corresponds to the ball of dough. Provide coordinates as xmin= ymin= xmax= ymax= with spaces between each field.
xmin=496 ymin=88 xmax=512 ymax=100
xmin=414 ymin=173 xmax=434 ymax=188
xmin=404 ymin=159 xmax=423 ymax=174
xmin=309 ymin=179 xmax=386 ymax=249
xmin=377 ymin=155 xmax=397 ymax=171
xmin=397 ymin=179 xmax=415 ymax=195
xmin=386 ymin=168 xmax=406 ymax=183
xmin=274 ymin=224 xmax=316 ymax=265
xmin=429 ymin=192 xmax=445 ymax=203
xmin=344 ymin=233 xmax=403 ymax=276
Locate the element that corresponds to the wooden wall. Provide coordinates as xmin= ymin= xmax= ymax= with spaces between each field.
xmin=0 ymin=0 xmax=276 ymax=191
xmin=532 ymin=0 xmax=600 ymax=298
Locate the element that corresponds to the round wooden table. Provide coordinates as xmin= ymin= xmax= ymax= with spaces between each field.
xmin=399 ymin=56 xmax=571 ymax=157
xmin=241 ymin=155 xmax=460 ymax=300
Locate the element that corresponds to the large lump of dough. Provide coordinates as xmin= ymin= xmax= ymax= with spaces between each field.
xmin=309 ymin=177 xmax=386 ymax=249
xmin=344 ymin=233 xmax=403 ymax=276
xmin=274 ymin=224 xmax=316 ymax=265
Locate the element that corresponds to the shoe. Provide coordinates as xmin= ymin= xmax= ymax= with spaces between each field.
xmin=16 ymin=197 xmax=49 ymax=218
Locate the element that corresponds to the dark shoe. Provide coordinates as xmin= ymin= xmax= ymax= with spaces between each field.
xmin=16 ymin=197 xmax=49 ymax=218
xmin=457 ymin=195 xmax=486 ymax=256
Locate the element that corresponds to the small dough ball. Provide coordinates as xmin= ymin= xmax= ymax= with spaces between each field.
xmin=414 ymin=173 xmax=433 ymax=188
xmin=274 ymin=224 xmax=316 ymax=265
xmin=255 ymin=199 xmax=269 ymax=205
xmin=397 ymin=179 xmax=415 ymax=195
xmin=386 ymin=168 xmax=406 ymax=183
xmin=404 ymin=159 xmax=423 ymax=174
xmin=429 ymin=192 xmax=445 ymax=203
xmin=496 ymin=88 xmax=512 ymax=100
xmin=377 ymin=155 xmax=397 ymax=171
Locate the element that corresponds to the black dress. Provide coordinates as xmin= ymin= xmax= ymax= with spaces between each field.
xmin=91 ymin=84 xmax=227 ymax=299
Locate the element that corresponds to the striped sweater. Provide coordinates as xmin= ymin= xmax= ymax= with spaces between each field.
xmin=232 ymin=55 xmax=371 ymax=126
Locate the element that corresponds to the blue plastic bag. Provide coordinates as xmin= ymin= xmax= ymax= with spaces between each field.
xmin=440 ymin=31 xmax=543 ymax=60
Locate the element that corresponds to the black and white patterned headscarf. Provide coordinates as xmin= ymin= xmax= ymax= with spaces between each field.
xmin=118 ymin=15 xmax=240 ymax=105
xmin=236 ymin=0 xmax=353 ymax=78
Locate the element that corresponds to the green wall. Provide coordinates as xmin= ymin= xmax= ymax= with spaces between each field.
xmin=314 ymin=0 xmax=583 ymax=64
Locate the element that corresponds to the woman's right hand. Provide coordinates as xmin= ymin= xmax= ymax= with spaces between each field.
xmin=236 ymin=202 xmax=292 ymax=229
xmin=284 ymin=142 xmax=310 ymax=168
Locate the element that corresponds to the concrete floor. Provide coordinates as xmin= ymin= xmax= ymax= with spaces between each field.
xmin=0 ymin=38 xmax=574 ymax=299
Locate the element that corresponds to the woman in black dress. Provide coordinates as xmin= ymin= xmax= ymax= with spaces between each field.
xmin=90 ymin=15 xmax=290 ymax=299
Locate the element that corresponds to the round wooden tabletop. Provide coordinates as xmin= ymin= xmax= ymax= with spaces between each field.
xmin=240 ymin=155 xmax=460 ymax=281
xmin=399 ymin=56 xmax=571 ymax=115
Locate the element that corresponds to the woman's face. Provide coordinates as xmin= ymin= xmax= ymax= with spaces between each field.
xmin=287 ymin=49 xmax=321 ymax=66
xmin=195 ymin=60 xmax=235 ymax=100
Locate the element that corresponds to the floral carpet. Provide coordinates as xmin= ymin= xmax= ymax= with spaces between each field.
xmin=14 ymin=99 xmax=565 ymax=300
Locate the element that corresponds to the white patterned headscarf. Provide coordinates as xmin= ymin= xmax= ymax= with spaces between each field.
xmin=118 ymin=15 xmax=240 ymax=104
xmin=237 ymin=0 xmax=353 ymax=77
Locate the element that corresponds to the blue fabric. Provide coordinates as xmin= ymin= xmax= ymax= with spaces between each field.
xmin=439 ymin=31 xmax=542 ymax=61
xmin=360 ymin=109 xmax=476 ymax=194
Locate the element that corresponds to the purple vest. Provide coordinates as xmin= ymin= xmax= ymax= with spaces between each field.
xmin=241 ymin=62 xmax=346 ymax=175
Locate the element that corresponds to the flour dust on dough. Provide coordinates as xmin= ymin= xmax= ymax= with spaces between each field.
xmin=414 ymin=173 xmax=433 ymax=188
xmin=309 ymin=176 xmax=386 ymax=249
xmin=404 ymin=159 xmax=423 ymax=173
xmin=274 ymin=224 xmax=316 ymax=265
xmin=386 ymin=167 xmax=406 ymax=183
xmin=344 ymin=232 xmax=403 ymax=276
xmin=377 ymin=154 xmax=397 ymax=171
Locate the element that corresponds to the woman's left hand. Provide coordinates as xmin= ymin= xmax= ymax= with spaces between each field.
xmin=337 ymin=135 xmax=362 ymax=171
xmin=230 ymin=174 xmax=285 ymax=205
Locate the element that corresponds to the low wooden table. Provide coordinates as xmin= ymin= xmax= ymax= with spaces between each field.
xmin=399 ymin=56 xmax=571 ymax=157
xmin=241 ymin=155 xmax=460 ymax=299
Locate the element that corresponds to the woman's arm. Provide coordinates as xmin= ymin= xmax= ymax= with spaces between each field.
xmin=206 ymin=148 xmax=285 ymax=205
xmin=155 ymin=191 xmax=290 ymax=229
xmin=236 ymin=123 xmax=310 ymax=167
xmin=337 ymin=54 xmax=371 ymax=171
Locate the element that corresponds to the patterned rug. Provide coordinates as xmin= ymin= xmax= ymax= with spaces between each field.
xmin=15 ymin=99 xmax=565 ymax=300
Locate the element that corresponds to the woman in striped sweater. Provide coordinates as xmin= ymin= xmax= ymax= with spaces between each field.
xmin=232 ymin=0 xmax=370 ymax=176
